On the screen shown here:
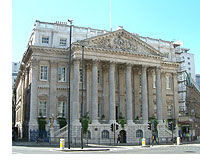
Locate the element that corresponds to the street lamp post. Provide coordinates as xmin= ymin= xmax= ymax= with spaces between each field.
xmin=81 ymin=45 xmax=84 ymax=149
xmin=67 ymin=19 xmax=73 ymax=149
xmin=78 ymin=40 xmax=88 ymax=149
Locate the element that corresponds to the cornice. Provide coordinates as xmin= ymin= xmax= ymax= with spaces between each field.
xmin=73 ymin=45 xmax=163 ymax=61
xmin=30 ymin=45 xmax=68 ymax=54
xmin=162 ymin=61 xmax=180 ymax=67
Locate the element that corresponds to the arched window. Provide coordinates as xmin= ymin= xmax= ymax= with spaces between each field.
xmin=102 ymin=130 xmax=109 ymax=139
xmin=136 ymin=129 xmax=143 ymax=138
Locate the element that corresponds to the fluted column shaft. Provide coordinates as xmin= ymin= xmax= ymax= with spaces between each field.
xmin=91 ymin=61 xmax=99 ymax=124
xmin=29 ymin=60 xmax=39 ymax=129
xmin=141 ymin=66 xmax=148 ymax=124
xmin=156 ymin=67 xmax=163 ymax=123
xmin=72 ymin=59 xmax=80 ymax=125
xmin=126 ymin=64 xmax=134 ymax=124
xmin=109 ymin=62 xmax=116 ymax=123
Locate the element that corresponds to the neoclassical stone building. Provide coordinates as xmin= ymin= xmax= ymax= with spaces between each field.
xmin=14 ymin=21 xmax=180 ymax=143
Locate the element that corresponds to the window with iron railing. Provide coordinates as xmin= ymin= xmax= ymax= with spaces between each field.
xmin=38 ymin=100 xmax=47 ymax=117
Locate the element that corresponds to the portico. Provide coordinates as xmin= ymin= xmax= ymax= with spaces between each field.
xmin=15 ymin=27 xmax=180 ymax=143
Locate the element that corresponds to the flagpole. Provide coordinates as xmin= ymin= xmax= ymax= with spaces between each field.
xmin=110 ymin=0 xmax=112 ymax=32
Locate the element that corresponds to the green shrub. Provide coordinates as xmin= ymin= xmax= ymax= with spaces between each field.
xmin=57 ymin=118 xmax=67 ymax=129
xmin=38 ymin=118 xmax=46 ymax=131
xmin=80 ymin=112 xmax=90 ymax=135
xmin=117 ymin=118 xmax=126 ymax=128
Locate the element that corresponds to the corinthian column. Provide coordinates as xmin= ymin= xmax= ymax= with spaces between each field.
xmin=109 ymin=62 xmax=116 ymax=124
xmin=141 ymin=65 xmax=148 ymax=124
xmin=126 ymin=63 xmax=134 ymax=124
xmin=72 ymin=59 xmax=81 ymax=125
xmin=91 ymin=60 xmax=99 ymax=124
xmin=156 ymin=67 xmax=163 ymax=123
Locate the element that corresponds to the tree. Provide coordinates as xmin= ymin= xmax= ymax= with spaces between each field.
xmin=117 ymin=117 xmax=126 ymax=129
xmin=80 ymin=112 xmax=90 ymax=135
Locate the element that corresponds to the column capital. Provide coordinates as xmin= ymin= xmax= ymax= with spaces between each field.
xmin=156 ymin=66 xmax=162 ymax=71
xmin=133 ymin=66 xmax=140 ymax=73
xmin=92 ymin=59 xmax=100 ymax=65
xmin=118 ymin=64 xmax=125 ymax=71
xmin=147 ymin=68 xmax=154 ymax=73
xmin=30 ymin=58 xmax=39 ymax=67
xmin=102 ymin=63 xmax=109 ymax=71
xmin=73 ymin=58 xmax=80 ymax=64
xmin=86 ymin=62 xmax=92 ymax=69
xmin=126 ymin=62 xmax=133 ymax=68
xmin=161 ymin=70 xmax=167 ymax=74
xmin=109 ymin=60 xmax=116 ymax=65
xmin=141 ymin=65 xmax=148 ymax=71
xmin=172 ymin=72 xmax=178 ymax=77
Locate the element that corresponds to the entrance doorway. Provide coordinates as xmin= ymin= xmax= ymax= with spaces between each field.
xmin=119 ymin=130 xmax=126 ymax=143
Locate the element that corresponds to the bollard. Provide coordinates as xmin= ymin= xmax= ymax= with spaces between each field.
xmin=60 ymin=138 xmax=65 ymax=150
xmin=142 ymin=138 xmax=146 ymax=146
xmin=177 ymin=137 xmax=181 ymax=145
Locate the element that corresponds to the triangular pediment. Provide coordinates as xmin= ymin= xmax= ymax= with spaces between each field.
xmin=77 ymin=29 xmax=162 ymax=56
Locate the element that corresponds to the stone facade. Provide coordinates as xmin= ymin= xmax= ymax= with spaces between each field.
xmin=14 ymin=21 xmax=180 ymax=143
xmin=178 ymin=74 xmax=200 ymax=138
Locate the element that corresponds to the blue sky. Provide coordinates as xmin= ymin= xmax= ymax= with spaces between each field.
xmin=12 ymin=0 xmax=200 ymax=73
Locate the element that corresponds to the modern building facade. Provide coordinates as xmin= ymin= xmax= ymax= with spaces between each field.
xmin=196 ymin=74 xmax=200 ymax=89
xmin=12 ymin=62 xmax=20 ymax=90
xmin=14 ymin=20 xmax=181 ymax=143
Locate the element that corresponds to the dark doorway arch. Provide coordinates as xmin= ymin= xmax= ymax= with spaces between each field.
xmin=119 ymin=130 xmax=127 ymax=143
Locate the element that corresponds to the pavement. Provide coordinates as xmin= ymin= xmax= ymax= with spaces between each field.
xmin=12 ymin=138 xmax=200 ymax=152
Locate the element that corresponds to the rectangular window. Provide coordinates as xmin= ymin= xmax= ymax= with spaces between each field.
xmin=58 ymin=67 xmax=66 ymax=82
xmin=40 ymin=66 xmax=48 ymax=81
xmin=98 ymin=104 xmax=101 ymax=118
xmin=139 ymin=74 xmax=142 ymax=87
xmin=60 ymin=38 xmax=67 ymax=46
xmin=153 ymin=74 xmax=156 ymax=88
xmin=166 ymin=75 xmax=172 ymax=89
xmin=154 ymin=104 xmax=157 ymax=115
xmin=42 ymin=37 xmax=49 ymax=44
xmin=12 ymin=73 xmax=18 ymax=76
xmin=80 ymin=68 xmax=83 ymax=83
xmin=167 ymin=105 xmax=172 ymax=118
xmin=57 ymin=101 xmax=66 ymax=117
xmin=98 ymin=70 xmax=100 ymax=83
xmin=38 ymin=101 xmax=47 ymax=117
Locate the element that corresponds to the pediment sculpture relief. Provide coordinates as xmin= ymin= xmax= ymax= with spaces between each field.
xmin=87 ymin=31 xmax=159 ymax=56
xmin=90 ymin=34 xmax=138 ymax=52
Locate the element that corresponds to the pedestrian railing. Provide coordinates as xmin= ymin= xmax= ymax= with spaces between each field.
xmin=47 ymin=136 xmax=179 ymax=147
